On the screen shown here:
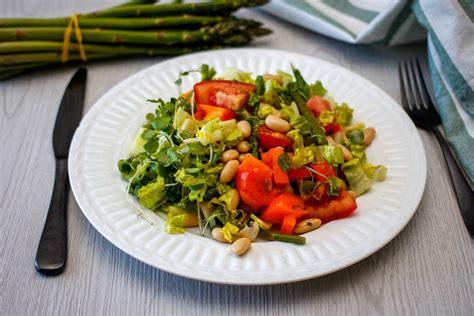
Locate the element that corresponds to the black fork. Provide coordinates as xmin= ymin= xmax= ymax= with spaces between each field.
xmin=399 ymin=59 xmax=473 ymax=237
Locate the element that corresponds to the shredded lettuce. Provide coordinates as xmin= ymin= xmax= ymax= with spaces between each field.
xmin=365 ymin=164 xmax=387 ymax=182
xmin=342 ymin=158 xmax=387 ymax=196
xmin=196 ymin=119 xmax=238 ymax=145
xmin=137 ymin=176 xmax=166 ymax=209
xmin=131 ymin=127 xmax=147 ymax=154
xmin=276 ymin=70 xmax=294 ymax=87
xmin=262 ymin=79 xmax=281 ymax=105
xmin=250 ymin=214 xmax=272 ymax=231
xmin=319 ymin=111 xmax=335 ymax=126
xmin=280 ymin=101 xmax=299 ymax=120
xmin=287 ymin=130 xmax=316 ymax=168
xmin=335 ymin=102 xmax=353 ymax=126
xmin=221 ymin=222 xmax=240 ymax=243
xmin=225 ymin=129 xmax=243 ymax=147
xmin=219 ymin=67 xmax=254 ymax=83
xmin=257 ymin=103 xmax=277 ymax=119
xmin=322 ymin=145 xmax=344 ymax=166
xmin=289 ymin=116 xmax=311 ymax=135
xmin=164 ymin=205 xmax=186 ymax=234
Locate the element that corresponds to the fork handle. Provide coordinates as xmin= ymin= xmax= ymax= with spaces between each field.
xmin=431 ymin=127 xmax=474 ymax=236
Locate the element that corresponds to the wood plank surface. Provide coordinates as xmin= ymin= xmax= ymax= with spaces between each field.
xmin=1 ymin=1 xmax=473 ymax=315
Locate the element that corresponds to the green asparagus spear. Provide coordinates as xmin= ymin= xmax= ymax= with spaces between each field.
xmin=0 ymin=41 xmax=227 ymax=54
xmin=0 ymin=20 xmax=267 ymax=45
xmin=288 ymin=83 xmax=328 ymax=145
xmin=0 ymin=44 xmax=227 ymax=65
xmin=0 ymin=15 xmax=225 ymax=29
xmin=88 ymin=0 xmax=269 ymax=17
xmin=259 ymin=231 xmax=306 ymax=245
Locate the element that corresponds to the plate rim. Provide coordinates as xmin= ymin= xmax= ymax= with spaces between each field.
xmin=69 ymin=48 xmax=427 ymax=285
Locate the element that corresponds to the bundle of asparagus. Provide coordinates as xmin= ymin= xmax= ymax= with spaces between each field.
xmin=0 ymin=0 xmax=271 ymax=80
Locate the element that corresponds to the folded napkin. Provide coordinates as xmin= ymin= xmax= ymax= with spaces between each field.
xmin=263 ymin=0 xmax=474 ymax=184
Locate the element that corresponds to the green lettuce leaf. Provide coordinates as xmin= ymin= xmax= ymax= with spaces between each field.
xmin=137 ymin=176 xmax=166 ymax=209
xmin=289 ymin=116 xmax=311 ymax=135
xmin=257 ymin=103 xmax=277 ymax=119
xmin=221 ymin=222 xmax=240 ymax=243
xmin=322 ymin=145 xmax=344 ymax=166
xmin=164 ymin=205 xmax=186 ymax=234
xmin=365 ymin=164 xmax=387 ymax=182
xmin=319 ymin=111 xmax=335 ymax=125
xmin=219 ymin=67 xmax=254 ymax=83
xmin=342 ymin=158 xmax=387 ymax=196
xmin=334 ymin=102 xmax=353 ymax=126
xmin=287 ymin=130 xmax=316 ymax=168
xmin=276 ymin=70 xmax=294 ymax=87
xmin=250 ymin=214 xmax=272 ymax=231
xmin=309 ymin=80 xmax=327 ymax=97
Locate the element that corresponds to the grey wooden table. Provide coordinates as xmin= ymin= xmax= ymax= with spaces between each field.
xmin=1 ymin=1 xmax=473 ymax=315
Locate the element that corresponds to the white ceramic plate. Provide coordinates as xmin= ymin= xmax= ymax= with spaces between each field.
xmin=69 ymin=49 xmax=426 ymax=285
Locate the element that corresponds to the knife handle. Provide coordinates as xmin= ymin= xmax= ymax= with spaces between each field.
xmin=432 ymin=127 xmax=474 ymax=237
xmin=34 ymin=158 xmax=69 ymax=275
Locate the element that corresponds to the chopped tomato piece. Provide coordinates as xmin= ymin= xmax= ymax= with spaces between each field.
xmin=331 ymin=123 xmax=343 ymax=134
xmin=288 ymin=168 xmax=311 ymax=180
xmin=261 ymin=147 xmax=289 ymax=186
xmin=261 ymin=192 xmax=306 ymax=233
xmin=235 ymin=154 xmax=275 ymax=211
xmin=280 ymin=215 xmax=297 ymax=235
xmin=307 ymin=95 xmax=331 ymax=117
xmin=306 ymin=191 xmax=357 ymax=223
xmin=311 ymin=161 xmax=335 ymax=183
xmin=257 ymin=125 xmax=293 ymax=149
xmin=193 ymin=80 xmax=255 ymax=110
xmin=288 ymin=162 xmax=335 ymax=182
xmin=196 ymin=104 xmax=235 ymax=121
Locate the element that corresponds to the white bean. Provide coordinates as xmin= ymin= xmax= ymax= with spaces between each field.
xmin=231 ymin=237 xmax=251 ymax=256
xmin=239 ymin=222 xmax=260 ymax=241
xmin=263 ymin=73 xmax=283 ymax=85
xmin=227 ymin=188 xmax=240 ymax=211
xmin=326 ymin=136 xmax=336 ymax=146
xmin=222 ymin=149 xmax=239 ymax=162
xmin=337 ymin=144 xmax=353 ymax=161
xmin=236 ymin=120 xmax=252 ymax=138
xmin=211 ymin=228 xmax=227 ymax=243
xmin=363 ymin=127 xmax=376 ymax=146
xmin=238 ymin=153 xmax=249 ymax=162
xmin=265 ymin=114 xmax=291 ymax=133
xmin=294 ymin=218 xmax=322 ymax=234
xmin=237 ymin=141 xmax=251 ymax=153
xmin=219 ymin=160 xmax=239 ymax=183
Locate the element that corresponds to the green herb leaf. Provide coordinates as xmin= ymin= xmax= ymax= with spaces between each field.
xmin=309 ymin=80 xmax=327 ymax=97
xmin=255 ymin=75 xmax=265 ymax=96
xmin=277 ymin=152 xmax=291 ymax=172
xmin=347 ymin=129 xmax=364 ymax=145
xmin=201 ymin=64 xmax=216 ymax=81
xmin=144 ymin=138 xmax=159 ymax=153
xmin=326 ymin=177 xmax=341 ymax=196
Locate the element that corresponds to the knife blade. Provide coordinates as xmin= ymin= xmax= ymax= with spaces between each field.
xmin=34 ymin=68 xmax=87 ymax=275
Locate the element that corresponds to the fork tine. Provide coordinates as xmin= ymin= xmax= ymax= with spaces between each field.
xmin=399 ymin=61 xmax=413 ymax=110
xmin=406 ymin=60 xmax=423 ymax=110
xmin=413 ymin=59 xmax=433 ymax=109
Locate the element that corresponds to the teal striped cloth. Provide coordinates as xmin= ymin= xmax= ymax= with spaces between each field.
xmin=263 ymin=0 xmax=474 ymax=185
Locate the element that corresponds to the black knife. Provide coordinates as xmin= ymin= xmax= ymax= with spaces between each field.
xmin=34 ymin=68 xmax=87 ymax=275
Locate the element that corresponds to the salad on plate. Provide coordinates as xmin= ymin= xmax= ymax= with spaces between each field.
xmin=118 ymin=65 xmax=387 ymax=255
